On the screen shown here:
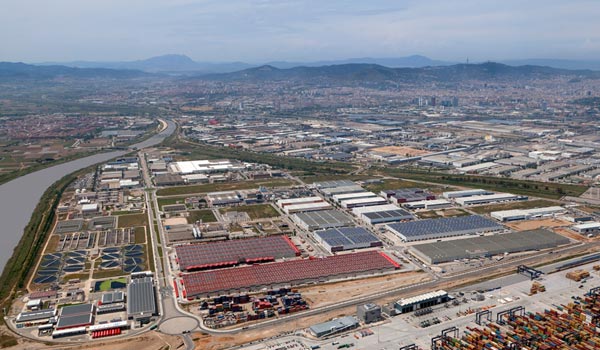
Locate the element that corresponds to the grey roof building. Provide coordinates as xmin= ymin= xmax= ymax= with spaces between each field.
xmin=309 ymin=316 xmax=359 ymax=338
xmin=127 ymin=276 xmax=157 ymax=321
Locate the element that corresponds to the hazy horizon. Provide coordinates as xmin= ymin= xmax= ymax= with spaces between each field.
xmin=2 ymin=0 xmax=600 ymax=63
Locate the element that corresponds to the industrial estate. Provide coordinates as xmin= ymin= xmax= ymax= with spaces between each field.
xmin=4 ymin=31 xmax=600 ymax=350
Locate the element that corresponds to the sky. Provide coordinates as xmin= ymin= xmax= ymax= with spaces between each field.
xmin=1 ymin=0 xmax=600 ymax=63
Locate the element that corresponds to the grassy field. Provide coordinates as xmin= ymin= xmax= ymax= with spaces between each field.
xmin=95 ymin=277 xmax=127 ymax=292
xmin=299 ymin=174 xmax=379 ymax=183
xmin=219 ymin=204 xmax=280 ymax=220
xmin=381 ymin=168 xmax=588 ymax=200
xmin=157 ymin=178 xmax=296 ymax=196
xmin=92 ymin=269 xmax=127 ymax=280
xmin=187 ymin=209 xmax=217 ymax=223
xmin=364 ymin=178 xmax=420 ymax=193
xmin=469 ymin=199 xmax=558 ymax=214
xmin=134 ymin=227 xmax=146 ymax=244
xmin=117 ymin=213 xmax=148 ymax=228
xmin=157 ymin=197 xmax=186 ymax=208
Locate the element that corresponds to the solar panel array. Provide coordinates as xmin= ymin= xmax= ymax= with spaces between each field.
xmin=313 ymin=180 xmax=356 ymax=189
xmin=387 ymin=215 xmax=504 ymax=241
xmin=127 ymin=276 xmax=157 ymax=318
xmin=182 ymin=250 xmax=398 ymax=296
xmin=294 ymin=210 xmax=354 ymax=230
xmin=363 ymin=209 xmax=413 ymax=222
xmin=176 ymin=235 xmax=299 ymax=271
xmin=315 ymin=227 xmax=381 ymax=252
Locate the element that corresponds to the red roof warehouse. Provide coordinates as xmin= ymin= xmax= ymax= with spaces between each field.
xmin=182 ymin=250 xmax=400 ymax=297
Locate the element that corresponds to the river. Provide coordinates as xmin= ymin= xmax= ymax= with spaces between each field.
xmin=0 ymin=119 xmax=176 ymax=272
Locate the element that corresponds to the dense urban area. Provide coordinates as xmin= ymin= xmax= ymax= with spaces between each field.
xmin=2 ymin=59 xmax=600 ymax=350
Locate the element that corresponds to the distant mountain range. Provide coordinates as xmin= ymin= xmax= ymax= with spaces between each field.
xmin=1 ymin=60 xmax=599 ymax=84
xmin=200 ymin=62 xmax=600 ymax=83
xmin=36 ymin=54 xmax=600 ymax=74
xmin=0 ymin=62 xmax=149 ymax=80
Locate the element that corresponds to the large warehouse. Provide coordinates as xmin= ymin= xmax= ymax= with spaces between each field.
xmin=410 ymin=229 xmax=570 ymax=264
xmin=340 ymin=196 xmax=387 ymax=209
xmin=455 ymin=193 xmax=526 ymax=206
xmin=314 ymin=227 xmax=382 ymax=252
xmin=55 ymin=304 xmax=95 ymax=330
xmin=351 ymin=204 xmax=414 ymax=224
xmin=293 ymin=210 xmax=354 ymax=231
xmin=276 ymin=196 xmax=331 ymax=214
xmin=332 ymin=191 xmax=378 ymax=203
xmin=403 ymin=199 xmax=452 ymax=210
xmin=182 ymin=250 xmax=400 ymax=297
xmin=320 ymin=185 xmax=366 ymax=197
xmin=443 ymin=189 xmax=493 ymax=199
xmin=168 ymin=159 xmax=244 ymax=174
xmin=175 ymin=235 xmax=300 ymax=271
xmin=313 ymin=180 xmax=355 ymax=190
xmin=310 ymin=316 xmax=359 ymax=338
xmin=387 ymin=215 xmax=504 ymax=242
xmin=490 ymin=206 xmax=566 ymax=222
xmin=127 ymin=276 xmax=157 ymax=322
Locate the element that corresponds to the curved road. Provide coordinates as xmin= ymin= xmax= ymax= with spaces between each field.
xmin=0 ymin=119 xmax=175 ymax=273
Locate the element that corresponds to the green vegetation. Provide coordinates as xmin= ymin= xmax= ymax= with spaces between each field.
xmin=363 ymin=178 xmax=419 ymax=193
xmin=134 ymin=227 xmax=146 ymax=244
xmin=0 ymin=334 xmax=18 ymax=348
xmin=0 ymin=165 xmax=97 ymax=320
xmin=92 ymin=269 xmax=126 ymax=279
xmin=97 ymin=277 xmax=127 ymax=292
xmin=219 ymin=204 xmax=280 ymax=220
xmin=111 ymin=210 xmax=142 ymax=216
xmin=164 ymin=136 xmax=354 ymax=175
xmin=381 ymin=168 xmax=588 ymax=199
xmin=187 ymin=209 xmax=217 ymax=223
xmin=117 ymin=213 xmax=148 ymax=228
xmin=157 ymin=178 xmax=296 ymax=196
xmin=299 ymin=174 xmax=378 ymax=183
xmin=158 ymin=197 xmax=185 ymax=208
xmin=469 ymin=199 xmax=558 ymax=214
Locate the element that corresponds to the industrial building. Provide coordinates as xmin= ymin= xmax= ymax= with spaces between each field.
xmin=573 ymin=222 xmax=600 ymax=235
xmin=340 ymin=196 xmax=387 ymax=209
xmin=206 ymin=191 xmax=241 ymax=206
xmin=312 ymin=180 xmax=356 ymax=190
xmin=320 ymin=185 xmax=366 ymax=197
xmin=410 ymin=229 xmax=570 ymax=264
xmin=292 ymin=210 xmax=354 ymax=231
xmin=168 ymin=159 xmax=244 ymax=174
xmin=403 ymin=199 xmax=452 ymax=210
xmin=181 ymin=250 xmax=399 ymax=297
xmin=332 ymin=191 xmax=378 ymax=203
xmin=175 ymin=235 xmax=300 ymax=271
xmin=381 ymin=188 xmax=436 ymax=204
xmin=313 ymin=227 xmax=382 ymax=252
xmin=455 ymin=193 xmax=526 ymax=206
xmin=387 ymin=215 xmax=504 ymax=242
xmin=442 ymin=189 xmax=493 ymax=199
xmin=357 ymin=303 xmax=382 ymax=324
xmin=309 ymin=316 xmax=359 ymax=338
xmin=394 ymin=290 xmax=449 ymax=314
xmin=490 ymin=206 xmax=566 ymax=222
xmin=362 ymin=209 xmax=414 ymax=225
xmin=276 ymin=197 xmax=331 ymax=214
xmin=127 ymin=276 xmax=157 ymax=322
xmin=283 ymin=201 xmax=332 ymax=214
xmin=16 ymin=309 xmax=56 ymax=324
xmin=55 ymin=303 xmax=95 ymax=330
xmin=351 ymin=204 xmax=399 ymax=216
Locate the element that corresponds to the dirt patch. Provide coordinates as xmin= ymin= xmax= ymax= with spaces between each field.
xmin=371 ymin=146 xmax=430 ymax=157
xmin=505 ymin=218 xmax=570 ymax=231
xmin=297 ymin=271 xmax=430 ymax=308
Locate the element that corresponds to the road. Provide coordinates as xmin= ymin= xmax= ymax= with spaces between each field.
xmin=139 ymin=148 xmax=199 ymax=350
